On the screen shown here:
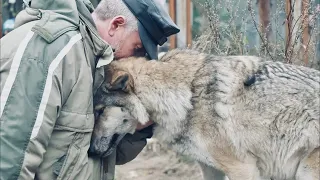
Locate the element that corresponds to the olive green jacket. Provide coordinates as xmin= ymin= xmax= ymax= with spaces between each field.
xmin=0 ymin=0 xmax=116 ymax=179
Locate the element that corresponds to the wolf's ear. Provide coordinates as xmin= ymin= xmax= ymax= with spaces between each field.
xmin=106 ymin=70 xmax=134 ymax=93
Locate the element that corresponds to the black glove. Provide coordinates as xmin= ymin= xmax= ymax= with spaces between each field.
xmin=115 ymin=124 xmax=154 ymax=165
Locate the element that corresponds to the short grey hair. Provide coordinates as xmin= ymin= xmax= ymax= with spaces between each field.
xmin=94 ymin=0 xmax=138 ymax=32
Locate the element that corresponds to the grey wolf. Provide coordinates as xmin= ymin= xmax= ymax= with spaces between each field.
xmin=0 ymin=0 xmax=179 ymax=179
xmin=91 ymin=49 xmax=320 ymax=180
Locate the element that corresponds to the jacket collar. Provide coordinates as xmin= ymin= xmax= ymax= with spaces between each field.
xmin=76 ymin=0 xmax=114 ymax=67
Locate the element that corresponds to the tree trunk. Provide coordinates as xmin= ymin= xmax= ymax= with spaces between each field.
xmin=301 ymin=0 xmax=310 ymax=65
xmin=285 ymin=0 xmax=293 ymax=63
xmin=258 ymin=0 xmax=272 ymax=53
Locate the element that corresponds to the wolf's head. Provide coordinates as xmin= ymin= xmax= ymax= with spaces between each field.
xmin=89 ymin=104 xmax=139 ymax=157
xmin=89 ymin=61 xmax=150 ymax=156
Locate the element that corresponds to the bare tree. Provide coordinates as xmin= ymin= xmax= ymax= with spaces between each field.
xmin=191 ymin=0 xmax=320 ymax=70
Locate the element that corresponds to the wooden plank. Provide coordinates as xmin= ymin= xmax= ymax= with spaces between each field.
xmin=169 ymin=0 xmax=176 ymax=49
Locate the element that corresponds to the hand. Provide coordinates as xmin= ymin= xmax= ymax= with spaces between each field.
xmin=136 ymin=120 xmax=154 ymax=130
xmin=115 ymin=123 xmax=154 ymax=165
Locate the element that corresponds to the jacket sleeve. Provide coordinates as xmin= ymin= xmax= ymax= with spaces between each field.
xmin=0 ymin=31 xmax=83 ymax=180
xmin=115 ymin=124 xmax=154 ymax=165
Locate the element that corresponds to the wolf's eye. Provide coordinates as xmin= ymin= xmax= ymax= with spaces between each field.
xmin=123 ymin=119 xmax=128 ymax=123
xmin=97 ymin=107 xmax=105 ymax=116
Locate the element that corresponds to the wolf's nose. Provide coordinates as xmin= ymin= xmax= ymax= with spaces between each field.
xmin=88 ymin=138 xmax=101 ymax=156
xmin=88 ymin=144 xmax=99 ymax=156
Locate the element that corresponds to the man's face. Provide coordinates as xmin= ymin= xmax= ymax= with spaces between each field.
xmin=112 ymin=30 xmax=145 ymax=59
xmin=97 ymin=16 xmax=146 ymax=60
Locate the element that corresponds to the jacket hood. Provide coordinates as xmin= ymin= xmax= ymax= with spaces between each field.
xmin=15 ymin=0 xmax=113 ymax=61
xmin=16 ymin=0 xmax=81 ymax=42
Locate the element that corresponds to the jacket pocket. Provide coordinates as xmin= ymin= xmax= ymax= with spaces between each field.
xmin=45 ymin=111 xmax=94 ymax=179
xmin=55 ymin=133 xmax=82 ymax=180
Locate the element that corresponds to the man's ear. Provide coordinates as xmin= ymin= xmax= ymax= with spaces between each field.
xmin=108 ymin=16 xmax=126 ymax=37
xmin=106 ymin=70 xmax=134 ymax=93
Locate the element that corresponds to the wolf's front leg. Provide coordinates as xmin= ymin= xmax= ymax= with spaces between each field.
xmin=198 ymin=161 xmax=228 ymax=180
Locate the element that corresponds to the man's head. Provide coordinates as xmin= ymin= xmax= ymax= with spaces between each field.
xmin=92 ymin=0 xmax=179 ymax=60
xmin=92 ymin=0 xmax=142 ymax=59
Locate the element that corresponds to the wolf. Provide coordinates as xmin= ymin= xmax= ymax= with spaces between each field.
xmin=90 ymin=49 xmax=320 ymax=180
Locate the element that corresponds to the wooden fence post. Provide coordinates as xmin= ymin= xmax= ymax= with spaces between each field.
xmin=169 ymin=0 xmax=177 ymax=50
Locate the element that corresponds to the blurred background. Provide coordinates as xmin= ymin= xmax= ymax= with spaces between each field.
xmin=1 ymin=0 xmax=319 ymax=179
xmin=1 ymin=0 xmax=319 ymax=70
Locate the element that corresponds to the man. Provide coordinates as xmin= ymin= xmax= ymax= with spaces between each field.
xmin=0 ymin=0 xmax=179 ymax=179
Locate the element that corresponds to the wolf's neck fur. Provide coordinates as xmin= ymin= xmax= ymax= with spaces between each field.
xmin=115 ymin=50 xmax=207 ymax=135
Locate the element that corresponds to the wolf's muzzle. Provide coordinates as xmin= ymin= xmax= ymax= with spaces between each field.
xmin=88 ymin=133 xmax=126 ymax=157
